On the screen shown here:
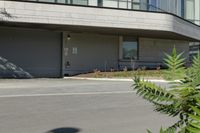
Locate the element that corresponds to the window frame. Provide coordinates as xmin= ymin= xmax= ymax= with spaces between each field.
xmin=121 ymin=36 xmax=139 ymax=61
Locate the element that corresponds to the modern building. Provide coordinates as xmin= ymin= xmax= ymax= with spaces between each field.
xmin=189 ymin=42 xmax=200 ymax=61
xmin=185 ymin=0 xmax=200 ymax=25
xmin=0 ymin=0 xmax=200 ymax=78
xmin=184 ymin=0 xmax=200 ymax=59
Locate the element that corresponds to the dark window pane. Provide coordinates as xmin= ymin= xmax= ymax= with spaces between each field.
xmin=148 ymin=0 xmax=157 ymax=11
xmin=38 ymin=0 xmax=55 ymax=3
xmin=122 ymin=40 xmax=138 ymax=60
xmin=72 ymin=0 xmax=88 ymax=5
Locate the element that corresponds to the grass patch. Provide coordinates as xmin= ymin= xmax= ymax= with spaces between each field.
xmin=77 ymin=70 xmax=165 ymax=79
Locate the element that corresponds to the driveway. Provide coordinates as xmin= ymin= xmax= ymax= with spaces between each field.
xmin=0 ymin=79 xmax=176 ymax=133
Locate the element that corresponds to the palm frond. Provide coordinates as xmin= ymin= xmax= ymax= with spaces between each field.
xmin=163 ymin=47 xmax=185 ymax=80
xmin=184 ymin=51 xmax=200 ymax=88
xmin=132 ymin=49 xmax=200 ymax=133
xmin=133 ymin=77 xmax=175 ymax=103
xmin=186 ymin=101 xmax=200 ymax=133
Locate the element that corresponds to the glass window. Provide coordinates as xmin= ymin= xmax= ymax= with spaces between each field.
xmin=72 ymin=0 xmax=88 ymax=5
xmin=88 ymin=0 xmax=98 ymax=6
xmin=38 ymin=0 xmax=55 ymax=3
xmin=169 ymin=0 xmax=176 ymax=14
xmin=119 ymin=0 xmax=128 ymax=9
xmin=148 ymin=0 xmax=157 ymax=11
xmin=97 ymin=0 xmax=103 ymax=7
xmin=194 ymin=0 xmax=200 ymax=25
xmin=185 ymin=0 xmax=195 ymax=21
xmin=127 ymin=0 xmax=132 ymax=9
xmin=177 ymin=0 xmax=184 ymax=17
xmin=103 ymin=0 xmax=118 ymax=8
xmin=56 ymin=0 xmax=68 ymax=4
xmin=122 ymin=38 xmax=138 ymax=60
xmin=140 ymin=0 xmax=148 ymax=10
xmin=185 ymin=0 xmax=200 ymax=25
xmin=132 ymin=0 xmax=140 ymax=10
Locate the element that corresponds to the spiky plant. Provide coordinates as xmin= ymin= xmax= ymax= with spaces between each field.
xmin=186 ymin=99 xmax=200 ymax=133
xmin=134 ymin=77 xmax=199 ymax=133
xmin=133 ymin=51 xmax=200 ymax=133
xmin=147 ymin=127 xmax=175 ymax=133
xmin=184 ymin=52 xmax=200 ymax=88
xmin=164 ymin=47 xmax=185 ymax=80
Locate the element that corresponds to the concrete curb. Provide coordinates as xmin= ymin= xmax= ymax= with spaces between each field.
xmin=64 ymin=77 xmax=180 ymax=83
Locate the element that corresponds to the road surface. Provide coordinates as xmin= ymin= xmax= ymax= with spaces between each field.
xmin=0 ymin=79 xmax=176 ymax=133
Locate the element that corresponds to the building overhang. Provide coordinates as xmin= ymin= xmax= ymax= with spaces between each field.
xmin=0 ymin=1 xmax=200 ymax=41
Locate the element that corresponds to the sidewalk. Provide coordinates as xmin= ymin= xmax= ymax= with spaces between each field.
xmin=64 ymin=77 xmax=180 ymax=83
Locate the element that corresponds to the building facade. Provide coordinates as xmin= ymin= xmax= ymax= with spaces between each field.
xmin=0 ymin=0 xmax=200 ymax=78
xmin=184 ymin=0 xmax=200 ymax=59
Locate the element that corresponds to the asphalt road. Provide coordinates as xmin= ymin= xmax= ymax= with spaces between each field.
xmin=0 ymin=79 xmax=176 ymax=133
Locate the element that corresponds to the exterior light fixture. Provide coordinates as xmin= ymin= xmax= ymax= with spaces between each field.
xmin=67 ymin=34 xmax=71 ymax=40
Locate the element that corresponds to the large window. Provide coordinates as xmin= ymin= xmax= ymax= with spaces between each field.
xmin=122 ymin=37 xmax=138 ymax=60
xmin=185 ymin=0 xmax=195 ymax=21
xmin=147 ymin=0 xmax=184 ymax=17
xmin=185 ymin=0 xmax=200 ymax=25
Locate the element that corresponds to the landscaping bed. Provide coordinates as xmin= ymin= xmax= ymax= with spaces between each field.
xmin=76 ymin=70 xmax=165 ymax=79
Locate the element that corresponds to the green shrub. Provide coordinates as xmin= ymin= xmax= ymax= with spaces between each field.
xmin=163 ymin=47 xmax=185 ymax=80
xmin=186 ymin=99 xmax=200 ymax=133
xmin=133 ymin=51 xmax=200 ymax=133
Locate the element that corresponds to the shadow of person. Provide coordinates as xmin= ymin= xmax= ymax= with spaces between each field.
xmin=46 ymin=127 xmax=80 ymax=133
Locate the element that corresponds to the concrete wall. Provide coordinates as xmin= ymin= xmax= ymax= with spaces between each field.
xmin=139 ymin=38 xmax=189 ymax=62
xmin=119 ymin=38 xmax=189 ymax=69
xmin=0 ymin=1 xmax=200 ymax=40
xmin=0 ymin=26 xmax=189 ymax=77
xmin=0 ymin=27 xmax=61 ymax=78
xmin=63 ymin=33 xmax=189 ymax=74
xmin=63 ymin=33 xmax=119 ymax=75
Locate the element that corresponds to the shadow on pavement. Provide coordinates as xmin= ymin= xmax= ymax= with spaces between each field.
xmin=46 ymin=127 xmax=81 ymax=133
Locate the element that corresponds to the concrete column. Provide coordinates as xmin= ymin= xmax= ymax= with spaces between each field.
xmin=61 ymin=32 xmax=65 ymax=77
xmin=119 ymin=36 xmax=123 ymax=60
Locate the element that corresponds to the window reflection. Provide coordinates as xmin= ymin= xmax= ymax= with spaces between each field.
xmin=122 ymin=38 xmax=138 ymax=60
xmin=72 ymin=0 xmax=88 ymax=5
xmin=185 ymin=0 xmax=200 ymax=25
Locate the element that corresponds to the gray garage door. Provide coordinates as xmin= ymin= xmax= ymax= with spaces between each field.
xmin=0 ymin=28 xmax=62 ymax=78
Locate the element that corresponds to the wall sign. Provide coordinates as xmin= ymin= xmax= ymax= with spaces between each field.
xmin=72 ymin=47 xmax=78 ymax=54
